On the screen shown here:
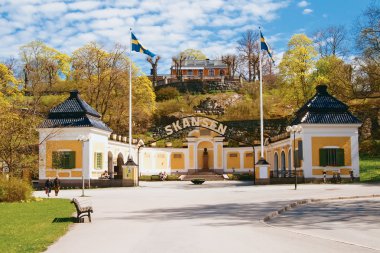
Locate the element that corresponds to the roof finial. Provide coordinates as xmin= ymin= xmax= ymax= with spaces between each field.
xmin=316 ymin=85 xmax=328 ymax=94
xmin=69 ymin=90 xmax=79 ymax=98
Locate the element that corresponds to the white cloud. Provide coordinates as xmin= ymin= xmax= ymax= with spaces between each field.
xmin=297 ymin=1 xmax=309 ymax=8
xmin=0 ymin=0 xmax=290 ymax=74
xmin=303 ymin=8 xmax=313 ymax=15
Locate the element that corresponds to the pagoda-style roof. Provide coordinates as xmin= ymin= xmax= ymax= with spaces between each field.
xmin=291 ymin=85 xmax=361 ymax=125
xmin=39 ymin=90 xmax=112 ymax=132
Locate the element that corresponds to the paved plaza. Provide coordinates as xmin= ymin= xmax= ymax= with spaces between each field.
xmin=35 ymin=182 xmax=380 ymax=253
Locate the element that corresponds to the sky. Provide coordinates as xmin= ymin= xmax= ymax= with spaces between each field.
xmin=0 ymin=0 xmax=373 ymax=75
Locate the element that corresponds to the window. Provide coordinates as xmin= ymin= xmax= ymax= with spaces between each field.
xmin=210 ymin=69 xmax=215 ymax=76
xmin=229 ymin=153 xmax=238 ymax=158
xmin=245 ymin=153 xmax=253 ymax=157
xmin=188 ymin=69 xmax=193 ymax=76
xmin=173 ymin=154 xmax=182 ymax=159
xmin=319 ymin=148 xmax=345 ymax=166
xmin=94 ymin=152 xmax=103 ymax=169
xmin=52 ymin=151 xmax=75 ymax=169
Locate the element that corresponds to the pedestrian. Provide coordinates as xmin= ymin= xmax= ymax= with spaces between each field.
xmin=323 ymin=171 xmax=327 ymax=183
xmin=45 ymin=178 xmax=52 ymax=197
xmin=53 ymin=177 xmax=61 ymax=196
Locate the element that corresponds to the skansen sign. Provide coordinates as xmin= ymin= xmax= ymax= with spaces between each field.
xmin=164 ymin=116 xmax=228 ymax=136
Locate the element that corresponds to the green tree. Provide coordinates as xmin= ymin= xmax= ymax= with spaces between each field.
xmin=279 ymin=34 xmax=318 ymax=107
xmin=155 ymin=86 xmax=180 ymax=101
xmin=72 ymin=43 xmax=156 ymax=134
xmin=179 ymin=49 xmax=207 ymax=60
xmin=312 ymin=56 xmax=353 ymax=101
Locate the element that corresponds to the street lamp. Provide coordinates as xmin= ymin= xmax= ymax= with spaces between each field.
xmin=78 ymin=135 xmax=89 ymax=197
xmin=286 ymin=125 xmax=302 ymax=190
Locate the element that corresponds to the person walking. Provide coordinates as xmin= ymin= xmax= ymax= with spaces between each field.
xmin=45 ymin=178 xmax=53 ymax=197
xmin=53 ymin=177 xmax=61 ymax=196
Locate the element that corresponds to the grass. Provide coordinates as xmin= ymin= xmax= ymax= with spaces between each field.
xmin=360 ymin=156 xmax=380 ymax=182
xmin=0 ymin=198 xmax=75 ymax=253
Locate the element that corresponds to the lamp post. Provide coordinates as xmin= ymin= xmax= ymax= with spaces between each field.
xmin=286 ymin=125 xmax=302 ymax=190
xmin=78 ymin=135 xmax=89 ymax=197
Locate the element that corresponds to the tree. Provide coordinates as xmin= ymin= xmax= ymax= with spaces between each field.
xmin=72 ymin=42 xmax=156 ymax=134
xmin=147 ymin=55 xmax=161 ymax=86
xmin=237 ymin=30 xmax=260 ymax=82
xmin=313 ymin=25 xmax=348 ymax=57
xmin=221 ymin=54 xmax=239 ymax=79
xmin=0 ymin=92 xmax=41 ymax=177
xmin=179 ymin=49 xmax=207 ymax=60
xmin=172 ymin=54 xmax=186 ymax=81
xmin=279 ymin=34 xmax=318 ymax=107
xmin=312 ymin=56 xmax=353 ymax=100
xmin=0 ymin=63 xmax=18 ymax=89
xmin=353 ymin=2 xmax=380 ymax=95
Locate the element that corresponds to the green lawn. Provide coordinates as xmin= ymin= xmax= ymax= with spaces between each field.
xmin=0 ymin=198 xmax=75 ymax=253
xmin=360 ymin=156 xmax=380 ymax=182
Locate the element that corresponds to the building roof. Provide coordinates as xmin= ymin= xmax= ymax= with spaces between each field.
xmin=39 ymin=90 xmax=112 ymax=132
xmin=172 ymin=59 xmax=227 ymax=68
xmin=291 ymin=85 xmax=361 ymax=125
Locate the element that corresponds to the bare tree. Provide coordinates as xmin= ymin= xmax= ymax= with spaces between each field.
xmin=172 ymin=55 xmax=186 ymax=82
xmin=221 ymin=54 xmax=239 ymax=80
xmin=313 ymin=25 xmax=348 ymax=57
xmin=237 ymin=30 xmax=260 ymax=82
xmin=147 ymin=55 xmax=161 ymax=86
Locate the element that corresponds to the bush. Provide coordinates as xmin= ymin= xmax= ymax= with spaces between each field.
xmin=191 ymin=178 xmax=205 ymax=184
xmin=0 ymin=176 xmax=33 ymax=202
xmin=156 ymin=87 xmax=180 ymax=101
xmin=166 ymin=175 xmax=180 ymax=181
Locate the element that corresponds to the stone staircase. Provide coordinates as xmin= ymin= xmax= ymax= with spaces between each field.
xmin=182 ymin=171 xmax=225 ymax=181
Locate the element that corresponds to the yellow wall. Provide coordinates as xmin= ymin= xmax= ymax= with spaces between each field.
xmin=189 ymin=144 xmax=194 ymax=168
xmin=171 ymin=152 xmax=185 ymax=170
xmin=143 ymin=153 xmax=153 ymax=170
xmin=227 ymin=152 xmax=240 ymax=169
xmin=156 ymin=153 xmax=168 ymax=170
xmin=217 ymin=145 xmax=223 ymax=168
xmin=46 ymin=140 xmax=82 ymax=169
xmin=197 ymin=141 xmax=214 ymax=169
xmin=244 ymin=152 xmax=254 ymax=168
xmin=312 ymin=137 xmax=351 ymax=166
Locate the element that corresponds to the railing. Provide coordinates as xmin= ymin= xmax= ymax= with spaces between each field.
xmin=270 ymin=170 xmax=304 ymax=178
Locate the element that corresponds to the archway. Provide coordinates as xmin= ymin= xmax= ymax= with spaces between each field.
xmin=115 ymin=153 xmax=124 ymax=179
xmin=288 ymin=149 xmax=292 ymax=174
xmin=274 ymin=152 xmax=278 ymax=177
xmin=108 ymin=151 xmax=114 ymax=178
xmin=281 ymin=151 xmax=286 ymax=177
xmin=197 ymin=141 xmax=214 ymax=171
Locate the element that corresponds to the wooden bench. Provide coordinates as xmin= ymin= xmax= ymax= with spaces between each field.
xmin=71 ymin=198 xmax=93 ymax=222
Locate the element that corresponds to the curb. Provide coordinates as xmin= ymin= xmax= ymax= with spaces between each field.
xmin=262 ymin=194 xmax=380 ymax=222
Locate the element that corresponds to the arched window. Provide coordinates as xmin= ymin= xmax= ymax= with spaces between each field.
xmin=274 ymin=152 xmax=278 ymax=177
xmin=288 ymin=149 xmax=292 ymax=173
xmin=281 ymin=151 xmax=286 ymax=177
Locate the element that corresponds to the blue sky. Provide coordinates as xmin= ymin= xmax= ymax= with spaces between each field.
xmin=0 ymin=0 xmax=372 ymax=74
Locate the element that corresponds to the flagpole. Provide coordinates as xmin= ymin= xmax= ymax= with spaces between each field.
xmin=129 ymin=27 xmax=132 ymax=159
xmin=259 ymin=27 xmax=264 ymax=158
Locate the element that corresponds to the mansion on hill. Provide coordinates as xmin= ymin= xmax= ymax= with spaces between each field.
xmin=37 ymin=85 xmax=362 ymax=185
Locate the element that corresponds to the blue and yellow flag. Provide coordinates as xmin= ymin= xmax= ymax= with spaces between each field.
xmin=131 ymin=32 xmax=155 ymax=57
xmin=260 ymin=31 xmax=274 ymax=63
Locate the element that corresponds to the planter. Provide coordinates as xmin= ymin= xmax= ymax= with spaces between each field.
xmin=191 ymin=178 xmax=205 ymax=185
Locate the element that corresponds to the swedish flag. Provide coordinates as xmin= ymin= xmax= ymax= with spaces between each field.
xmin=131 ymin=33 xmax=155 ymax=57
xmin=260 ymin=31 xmax=274 ymax=63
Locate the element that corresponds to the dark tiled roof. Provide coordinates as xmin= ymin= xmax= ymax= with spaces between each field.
xmin=291 ymin=85 xmax=361 ymax=125
xmin=39 ymin=90 xmax=112 ymax=132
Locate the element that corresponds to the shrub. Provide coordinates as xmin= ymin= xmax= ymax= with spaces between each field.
xmin=166 ymin=175 xmax=180 ymax=181
xmin=191 ymin=178 xmax=205 ymax=184
xmin=156 ymin=87 xmax=180 ymax=101
xmin=0 ymin=176 xmax=33 ymax=202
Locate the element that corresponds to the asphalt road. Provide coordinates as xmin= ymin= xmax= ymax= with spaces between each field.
xmin=35 ymin=182 xmax=380 ymax=253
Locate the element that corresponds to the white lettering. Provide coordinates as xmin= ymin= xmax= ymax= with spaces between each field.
xmin=165 ymin=125 xmax=173 ymax=135
xmin=172 ymin=120 xmax=182 ymax=132
xmin=209 ymin=120 xmax=218 ymax=131
xmin=191 ymin=117 xmax=200 ymax=127
xmin=217 ymin=124 xmax=227 ymax=135
xmin=201 ymin=118 xmax=210 ymax=128
xmin=182 ymin=118 xmax=190 ymax=128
